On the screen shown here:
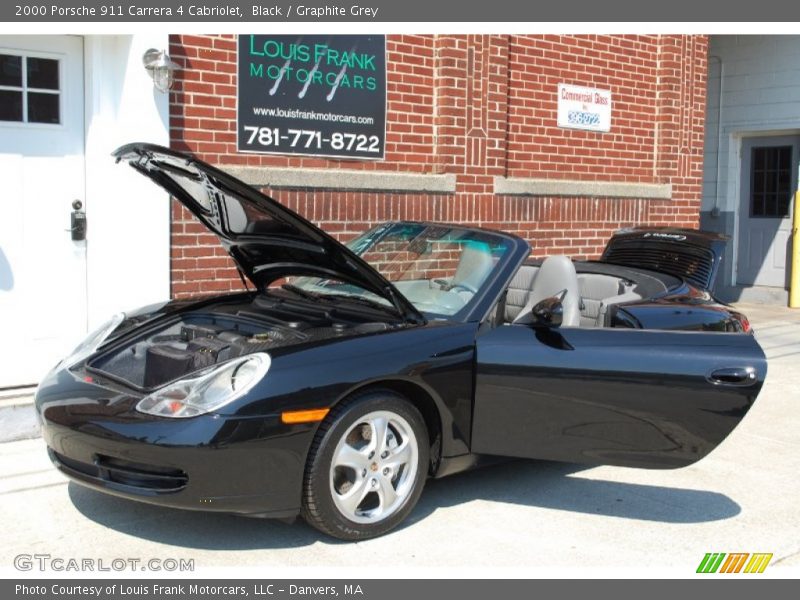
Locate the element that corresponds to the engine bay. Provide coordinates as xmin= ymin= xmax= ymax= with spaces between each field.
xmin=88 ymin=296 xmax=398 ymax=390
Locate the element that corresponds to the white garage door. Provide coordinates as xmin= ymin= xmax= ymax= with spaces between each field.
xmin=0 ymin=36 xmax=86 ymax=388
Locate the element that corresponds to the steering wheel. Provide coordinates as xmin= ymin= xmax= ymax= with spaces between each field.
xmin=447 ymin=282 xmax=478 ymax=294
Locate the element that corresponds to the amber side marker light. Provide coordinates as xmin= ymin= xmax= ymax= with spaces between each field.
xmin=281 ymin=408 xmax=330 ymax=424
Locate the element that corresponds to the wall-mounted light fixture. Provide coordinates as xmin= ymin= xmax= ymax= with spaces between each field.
xmin=142 ymin=49 xmax=179 ymax=93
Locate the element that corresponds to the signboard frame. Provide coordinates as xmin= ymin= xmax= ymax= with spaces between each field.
xmin=556 ymin=82 xmax=613 ymax=133
xmin=236 ymin=34 xmax=387 ymax=160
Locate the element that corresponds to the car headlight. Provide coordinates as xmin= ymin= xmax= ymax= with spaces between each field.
xmin=62 ymin=312 xmax=126 ymax=369
xmin=136 ymin=353 xmax=271 ymax=418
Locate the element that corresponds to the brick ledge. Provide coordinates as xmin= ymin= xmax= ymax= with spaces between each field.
xmin=222 ymin=166 xmax=456 ymax=194
xmin=494 ymin=177 xmax=672 ymax=200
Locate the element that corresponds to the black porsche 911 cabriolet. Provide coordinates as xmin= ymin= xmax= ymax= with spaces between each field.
xmin=35 ymin=143 xmax=767 ymax=540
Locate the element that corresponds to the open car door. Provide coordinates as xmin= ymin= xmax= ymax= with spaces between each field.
xmin=471 ymin=325 xmax=766 ymax=468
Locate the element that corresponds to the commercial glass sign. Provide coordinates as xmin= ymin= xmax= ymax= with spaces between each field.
xmin=556 ymin=83 xmax=612 ymax=132
xmin=237 ymin=35 xmax=386 ymax=159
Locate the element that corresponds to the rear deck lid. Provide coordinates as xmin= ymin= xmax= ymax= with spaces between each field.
xmin=112 ymin=143 xmax=424 ymax=323
xmin=600 ymin=228 xmax=728 ymax=290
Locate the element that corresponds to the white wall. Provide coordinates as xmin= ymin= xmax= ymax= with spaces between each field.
xmin=703 ymin=35 xmax=800 ymax=215
xmin=702 ymin=35 xmax=800 ymax=293
xmin=84 ymin=35 xmax=171 ymax=328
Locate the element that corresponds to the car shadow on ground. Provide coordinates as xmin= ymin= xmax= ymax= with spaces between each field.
xmin=409 ymin=459 xmax=740 ymax=526
xmin=68 ymin=458 xmax=740 ymax=550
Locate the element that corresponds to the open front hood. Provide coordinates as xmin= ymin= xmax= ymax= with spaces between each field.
xmin=600 ymin=228 xmax=728 ymax=290
xmin=113 ymin=143 xmax=424 ymax=323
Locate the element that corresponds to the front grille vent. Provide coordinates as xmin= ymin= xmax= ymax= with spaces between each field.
xmin=50 ymin=450 xmax=187 ymax=493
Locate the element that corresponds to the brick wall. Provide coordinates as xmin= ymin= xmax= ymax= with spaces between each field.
xmin=168 ymin=34 xmax=708 ymax=297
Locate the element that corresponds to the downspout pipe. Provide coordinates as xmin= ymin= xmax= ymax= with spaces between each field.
xmin=708 ymin=54 xmax=724 ymax=217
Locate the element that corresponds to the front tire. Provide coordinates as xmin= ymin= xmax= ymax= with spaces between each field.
xmin=301 ymin=391 xmax=429 ymax=540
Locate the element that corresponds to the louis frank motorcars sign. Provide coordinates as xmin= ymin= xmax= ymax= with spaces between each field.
xmin=557 ymin=83 xmax=612 ymax=132
xmin=237 ymin=34 xmax=387 ymax=159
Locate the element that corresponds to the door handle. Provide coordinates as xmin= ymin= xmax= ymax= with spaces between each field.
xmin=707 ymin=367 xmax=758 ymax=387
xmin=66 ymin=199 xmax=86 ymax=241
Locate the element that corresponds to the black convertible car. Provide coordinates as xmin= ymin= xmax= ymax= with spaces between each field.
xmin=35 ymin=143 xmax=767 ymax=540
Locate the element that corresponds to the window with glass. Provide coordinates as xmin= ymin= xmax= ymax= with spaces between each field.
xmin=0 ymin=53 xmax=61 ymax=124
xmin=750 ymin=146 xmax=792 ymax=218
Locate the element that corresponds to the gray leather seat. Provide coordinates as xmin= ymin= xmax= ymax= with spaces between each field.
xmin=513 ymin=255 xmax=581 ymax=327
xmin=504 ymin=265 xmax=539 ymax=321
xmin=450 ymin=242 xmax=494 ymax=292
xmin=577 ymin=273 xmax=621 ymax=327
xmin=577 ymin=273 xmax=642 ymax=327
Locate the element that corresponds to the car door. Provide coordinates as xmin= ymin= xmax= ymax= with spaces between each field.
xmin=471 ymin=325 xmax=767 ymax=469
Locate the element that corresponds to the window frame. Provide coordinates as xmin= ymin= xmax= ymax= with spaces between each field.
xmin=0 ymin=48 xmax=64 ymax=130
xmin=749 ymin=145 xmax=793 ymax=219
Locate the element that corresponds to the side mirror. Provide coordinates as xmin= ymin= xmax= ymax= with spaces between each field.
xmin=530 ymin=296 xmax=564 ymax=328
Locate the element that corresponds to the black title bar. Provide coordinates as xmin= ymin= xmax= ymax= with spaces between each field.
xmin=4 ymin=579 xmax=796 ymax=600
xmin=2 ymin=0 xmax=800 ymax=22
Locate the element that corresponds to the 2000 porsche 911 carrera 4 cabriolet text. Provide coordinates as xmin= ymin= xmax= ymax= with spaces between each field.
xmin=35 ymin=143 xmax=767 ymax=540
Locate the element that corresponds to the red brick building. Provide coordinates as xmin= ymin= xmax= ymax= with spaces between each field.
xmin=168 ymin=34 xmax=708 ymax=298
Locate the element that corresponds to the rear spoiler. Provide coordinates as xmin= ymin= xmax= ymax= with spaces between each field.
xmin=600 ymin=228 xmax=728 ymax=290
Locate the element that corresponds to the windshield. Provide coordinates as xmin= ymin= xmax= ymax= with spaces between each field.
xmin=282 ymin=223 xmax=513 ymax=317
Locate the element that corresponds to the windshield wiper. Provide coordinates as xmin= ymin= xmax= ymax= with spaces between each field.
xmin=282 ymin=285 xmax=421 ymax=324
xmin=318 ymin=293 xmax=397 ymax=315
xmin=280 ymin=284 xmax=322 ymax=302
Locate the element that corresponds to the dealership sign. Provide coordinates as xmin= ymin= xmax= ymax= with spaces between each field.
xmin=557 ymin=83 xmax=612 ymax=132
xmin=237 ymin=35 xmax=386 ymax=159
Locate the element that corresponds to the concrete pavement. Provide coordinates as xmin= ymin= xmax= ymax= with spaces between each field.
xmin=0 ymin=387 xmax=38 ymax=443
xmin=1 ymin=303 xmax=799 ymax=573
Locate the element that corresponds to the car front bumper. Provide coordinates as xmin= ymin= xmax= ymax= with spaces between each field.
xmin=36 ymin=372 xmax=312 ymax=519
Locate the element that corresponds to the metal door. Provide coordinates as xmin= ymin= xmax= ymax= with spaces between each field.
xmin=736 ymin=136 xmax=799 ymax=287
